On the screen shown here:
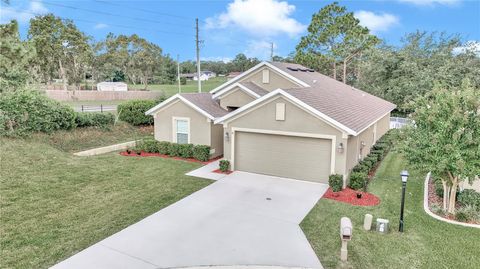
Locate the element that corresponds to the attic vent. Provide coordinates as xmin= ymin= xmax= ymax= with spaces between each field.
xmin=287 ymin=67 xmax=299 ymax=71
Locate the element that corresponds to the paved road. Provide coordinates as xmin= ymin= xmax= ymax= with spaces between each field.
xmin=51 ymin=172 xmax=327 ymax=269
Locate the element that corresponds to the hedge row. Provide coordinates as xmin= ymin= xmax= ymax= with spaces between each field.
xmin=349 ymin=130 xmax=396 ymax=190
xmin=75 ymin=112 xmax=115 ymax=128
xmin=135 ymin=139 xmax=211 ymax=162
xmin=118 ymin=98 xmax=164 ymax=126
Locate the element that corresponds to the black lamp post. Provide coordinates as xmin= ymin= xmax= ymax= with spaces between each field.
xmin=399 ymin=170 xmax=409 ymax=232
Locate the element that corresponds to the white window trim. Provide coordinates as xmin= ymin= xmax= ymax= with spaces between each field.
xmin=230 ymin=127 xmax=336 ymax=174
xmin=172 ymin=117 xmax=191 ymax=144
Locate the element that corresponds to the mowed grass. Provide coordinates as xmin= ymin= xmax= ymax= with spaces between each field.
xmin=128 ymin=77 xmax=228 ymax=97
xmin=301 ymin=151 xmax=480 ymax=269
xmin=30 ymin=122 xmax=153 ymax=153
xmin=0 ymin=138 xmax=211 ymax=269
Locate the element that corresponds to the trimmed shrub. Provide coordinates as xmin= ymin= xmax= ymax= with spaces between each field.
xmin=434 ymin=180 xmax=444 ymax=198
xmin=373 ymin=142 xmax=388 ymax=151
xmin=167 ymin=143 xmax=181 ymax=157
xmin=349 ymin=171 xmax=367 ymax=190
xmin=370 ymin=149 xmax=384 ymax=160
xmin=219 ymin=160 xmax=230 ymax=172
xmin=137 ymin=139 xmax=160 ymax=153
xmin=361 ymin=158 xmax=375 ymax=170
xmin=353 ymin=162 xmax=370 ymax=174
xmin=364 ymin=156 xmax=378 ymax=168
xmin=0 ymin=90 xmax=76 ymax=136
xmin=118 ymin=99 xmax=158 ymax=125
xmin=75 ymin=112 xmax=115 ymax=128
xmin=158 ymin=141 xmax=170 ymax=155
xmin=458 ymin=189 xmax=480 ymax=209
xmin=178 ymin=144 xmax=194 ymax=158
xmin=193 ymin=145 xmax=210 ymax=162
xmin=328 ymin=174 xmax=343 ymax=192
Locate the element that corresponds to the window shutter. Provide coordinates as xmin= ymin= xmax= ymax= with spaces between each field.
xmin=262 ymin=69 xmax=270 ymax=84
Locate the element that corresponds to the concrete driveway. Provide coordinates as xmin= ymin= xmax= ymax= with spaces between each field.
xmin=51 ymin=172 xmax=328 ymax=269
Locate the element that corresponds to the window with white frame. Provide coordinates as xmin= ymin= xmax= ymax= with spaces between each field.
xmin=175 ymin=118 xmax=189 ymax=144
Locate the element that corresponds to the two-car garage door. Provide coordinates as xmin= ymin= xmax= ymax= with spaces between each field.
xmin=234 ymin=131 xmax=332 ymax=183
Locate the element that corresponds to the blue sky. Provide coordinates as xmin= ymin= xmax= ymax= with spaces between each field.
xmin=1 ymin=0 xmax=479 ymax=61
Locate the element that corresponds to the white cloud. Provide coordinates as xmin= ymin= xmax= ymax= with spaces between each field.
xmin=354 ymin=11 xmax=399 ymax=33
xmin=0 ymin=0 xmax=48 ymax=24
xmin=94 ymin=23 xmax=108 ymax=29
xmin=244 ymin=40 xmax=277 ymax=60
xmin=398 ymin=0 xmax=461 ymax=6
xmin=205 ymin=0 xmax=305 ymax=37
xmin=452 ymin=41 xmax=480 ymax=56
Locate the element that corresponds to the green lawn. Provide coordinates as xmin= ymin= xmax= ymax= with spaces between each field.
xmin=301 ymin=151 xmax=480 ymax=269
xmin=30 ymin=122 xmax=154 ymax=153
xmin=0 ymin=137 xmax=211 ymax=269
xmin=128 ymin=77 xmax=227 ymax=97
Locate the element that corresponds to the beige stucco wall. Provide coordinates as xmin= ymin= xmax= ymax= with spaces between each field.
xmin=345 ymin=113 xmax=391 ymax=173
xmin=376 ymin=114 xmax=390 ymax=138
xmin=237 ymin=67 xmax=300 ymax=91
xmin=210 ymin=123 xmax=224 ymax=158
xmin=218 ymin=87 xmax=255 ymax=110
xmin=153 ymin=100 xmax=212 ymax=147
xmin=223 ymin=96 xmax=348 ymax=176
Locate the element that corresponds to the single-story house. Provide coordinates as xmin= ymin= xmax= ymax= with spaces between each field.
xmin=146 ymin=61 xmax=396 ymax=186
xmin=97 ymin=82 xmax=128 ymax=91
xmin=193 ymin=71 xmax=216 ymax=81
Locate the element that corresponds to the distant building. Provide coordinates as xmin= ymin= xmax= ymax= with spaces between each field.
xmin=181 ymin=73 xmax=195 ymax=80
xmin=227 ymin=72 xmax=242 ymax=80
xmin=97 ymin=82 xmax=128 ymax=91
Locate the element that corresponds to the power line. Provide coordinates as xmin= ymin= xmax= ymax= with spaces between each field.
xmin=94 ymin=0 xmax=193 ymax=21
xmin=16 ymin=9 xmax=192 ymax=37
xmin=42 ymin=1 xmax=194 ymax=29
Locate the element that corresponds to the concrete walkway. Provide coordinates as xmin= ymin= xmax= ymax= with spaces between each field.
xmin=51 ymin=172 xmax=327 ymax=269
xmin=186 ymin=160 xmax=227 ymax=180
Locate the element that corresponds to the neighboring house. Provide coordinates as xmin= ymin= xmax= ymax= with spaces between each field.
xmin=97 ymin=82 xmax=128 ymax=91
xmin=181 ymin=73 xmax=195 ymax=80
xmin=193 ymin=71 xmax=217 ymax=81
xmin=227 ymin=72 xmax=242 ymax=80
xmin=146 ymin=61 xmax=396 ymax=186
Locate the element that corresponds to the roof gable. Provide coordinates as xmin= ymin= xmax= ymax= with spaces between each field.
xmin=145 ymin=93 xmax=228 ymax=120
xmin=210 ymin=61 xmax=310 ymax=94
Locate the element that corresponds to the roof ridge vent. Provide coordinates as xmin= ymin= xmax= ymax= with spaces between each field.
xmin=287 ymin=67 xmax=299 ymax=71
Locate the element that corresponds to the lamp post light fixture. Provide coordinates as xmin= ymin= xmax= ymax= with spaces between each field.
xmin=399 ymin=170 xmax=409 ymax=232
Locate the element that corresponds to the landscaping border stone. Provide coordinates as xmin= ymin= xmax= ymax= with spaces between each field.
xmin=423 ymin=172 xmax=480 ymax=229
xmin=73 ymin=141 xmax=137 ymax=156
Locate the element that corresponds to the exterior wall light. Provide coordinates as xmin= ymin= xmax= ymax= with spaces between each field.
xmin=337 ymin=142 xmax=344 ymax=153
xmin=224 ymin=131 xmax=230 ymax=142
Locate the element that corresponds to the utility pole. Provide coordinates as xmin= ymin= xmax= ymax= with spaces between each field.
xmin=195 ymin=18 xmax=201 ymax=93
xmin=270 ymin=42 xmax=274 ymax=61
xmin=177 ymin=54 xmax=181 ymax=93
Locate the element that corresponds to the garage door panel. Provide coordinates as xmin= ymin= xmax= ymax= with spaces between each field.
xmin=234 ymin=132 xmax=331 ymax=183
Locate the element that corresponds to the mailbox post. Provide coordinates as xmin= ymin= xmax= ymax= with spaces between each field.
xmin=340 ymin=217 xmax=352 ymax=262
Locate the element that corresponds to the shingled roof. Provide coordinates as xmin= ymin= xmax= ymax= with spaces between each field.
xmin=179 ymin=93 xmax=228 ymax=118
xmin=238 ymin=81 xmax=269 ymax=96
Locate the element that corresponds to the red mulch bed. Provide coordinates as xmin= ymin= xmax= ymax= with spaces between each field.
xmin=119 ymin=151 xmax=221 ymax=164
xmin=323 ymin=187 xmax=380 ymax=206
xmin=212 ymin=169 xmax=233 ymax=175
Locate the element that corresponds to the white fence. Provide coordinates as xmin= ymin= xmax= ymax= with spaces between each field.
xmin=390 ymin=117 xmax=411 ymax=129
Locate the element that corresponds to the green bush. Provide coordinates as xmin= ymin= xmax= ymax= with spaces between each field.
xmin=0 ymin=90 xmax=76 ymax=136
xmin=118 ymin=99 xmax=159 ymax=125
xmin=373 ymin=142 xmax=388 ymax=151
xmin=353 ymin=162 xmax=370 ymax=174
xmin=137 ymin=139 xmax=160 ymax=153
xmin=219 ymin=160 xmax=230 ymax=172
xmin=178 ymin=144 xmax=194 ymax=158
xmin=75 ymin=112 xmax=115 ymax=128
xmin=435 ymin=180 xmax=444 ymax=198
xmin=349 ymin=171 xmax=367 ymax=190
xmin=167 ymin=143 xmax=181 ymax=157
xmin=370 ymin=149 xmax=384 ymax=160
xmin=361 ymin=158 xmax=375 ymax=170
xmin=328 ymin=174 xmax=343 ymax=192
xmin=193 ymin=145 xmax=210 ymax=162
xmin=458 ymin=189 xmax=480 ymax=208
xmin=158 ymin=141 xmax=170 ymax=154
xmin=364 ymin=156 xmax=378 ymax=168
